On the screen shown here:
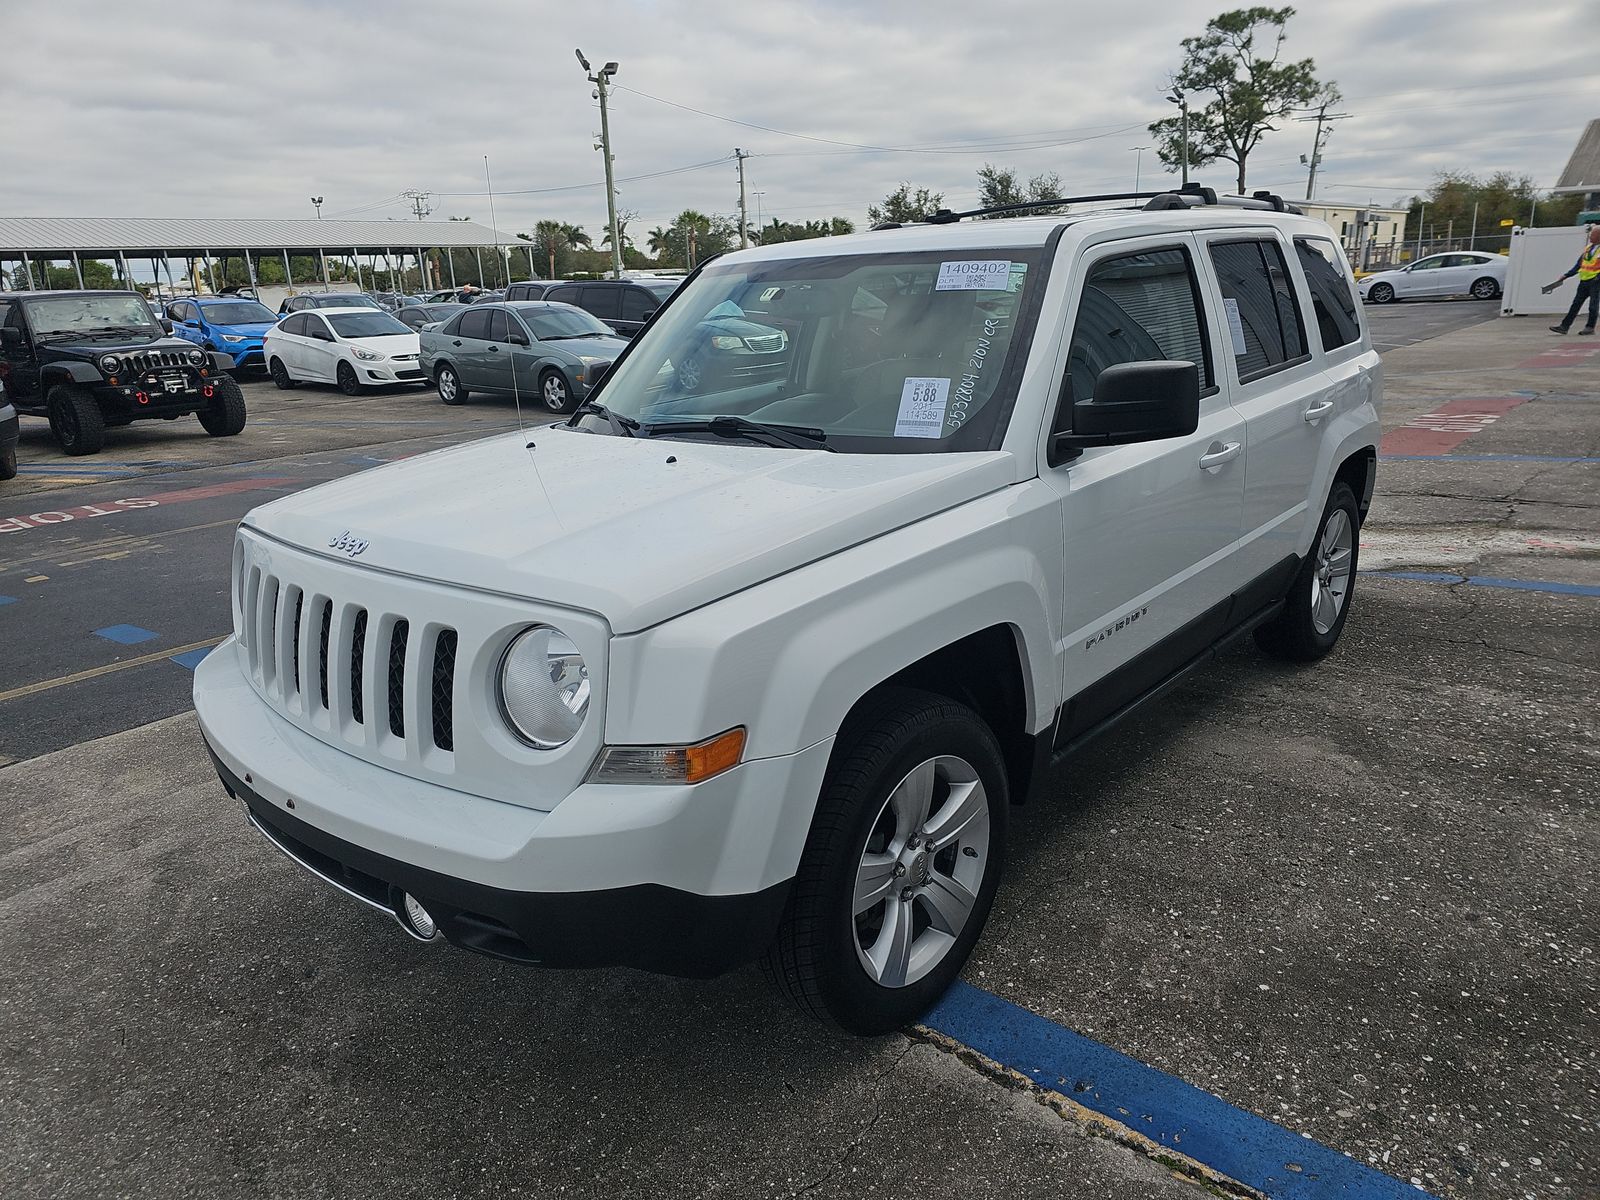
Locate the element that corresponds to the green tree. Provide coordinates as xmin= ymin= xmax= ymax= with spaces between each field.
xmin=759 ymin=216 xmax=856 ymax=244
xmin=602 ymin=210 xmax=637 ymax=253
xmin=976 ymin=166 xmax=1064 ymax=217
xmin=1147 ymin=7 xmax=1331 ymax=193
xmin=652 ymin=210 xmax=739 ymax=270
xmin=867 ymin=184 xmax=945 ymax=226
xmin=1404 ymin=172 xmax=1585 ymax=246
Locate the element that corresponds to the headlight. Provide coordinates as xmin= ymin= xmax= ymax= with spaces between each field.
xmin=497 ymin=625 xmax=590 ymax=748
xmin=352 ymin=347 xmax=385 ymax=362
xmin=709 ymin=335 xmax=744 ymax=350
xmin=220 ymin=334 xmax=246 ymax=343
xmin=99 ymin=354 xmax=121 ymax=373
xmin=187 ymin=348 xmax=205 ymax=364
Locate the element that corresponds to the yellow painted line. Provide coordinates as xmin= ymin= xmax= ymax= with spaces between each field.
xmin=0 ymin=636 xmax=226 ymax=704
xmin=24 ymin=575 xmax=47 ymax=583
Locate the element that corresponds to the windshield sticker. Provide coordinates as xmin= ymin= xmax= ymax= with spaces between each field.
xmin=895 ymin=377 xmax=951 ymax=438
xmin=936 ymin=260 xmax=1013 ymax=292
xmin=1223 ymin=297 xmax=1249 ymax=356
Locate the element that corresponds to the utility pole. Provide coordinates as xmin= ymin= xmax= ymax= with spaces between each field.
xmin=735 ymin=148 xmax=751 ymax=249
xmin=577 ymin=49 xmax=624 ymax=279
xmin=403 ymin=189 xmax=433 ymax=220
xmin=484 ymin=157 xmax=501 ymax=288
xmin=1469 ymin=200 xmax=1478 ymax=250
xmin=1296 ymin=101 xmax=1351 ymax=201
xmin=1166 ymin=90 xmax=1189 ymax=186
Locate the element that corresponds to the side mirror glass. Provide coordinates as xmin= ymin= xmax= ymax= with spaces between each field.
xmin=1052 ymin=360 xmax=1200 ymax=464
xmin=160 ymin=318 xmax=174 ymax=334
xmin=0 ymin=326 xmax=22 ymax=346
xmin=508 ymin=330 xmax=529 ymax=346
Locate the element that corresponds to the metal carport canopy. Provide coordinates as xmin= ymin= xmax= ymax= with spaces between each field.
xmin=0 ymin=216 xmax=513 ymax=254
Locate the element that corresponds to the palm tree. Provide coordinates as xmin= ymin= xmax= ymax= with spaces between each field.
xmin=646 ymin=226 xmax=671 ymax=257
xmin=562 ymin=223 xmax=593 ymax=250
xmin=601 ymin=217 xmax=632 ymax=252
xmin=533 ymin=219 xmax=565 ymax=279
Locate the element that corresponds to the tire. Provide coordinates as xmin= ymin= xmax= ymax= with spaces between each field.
xmin=763 ymin=688 xmax=1008 ymax=1035
xmin=336 ymin=360 xmax=362 ymax=397
xmin=47 ymin=385 xmax=107 ymax=456
xmin=269 ymin=357 xmax=298 ymax=390
xmin=436 ymin=363 xmax=467 ymax=406
xmin=1368 ymin=282 xmax=1395 ymax=304
xmin=197 ymin=375 xmax=247 ymax=437
xmin=0 ymin=445 xmax=16 ymax=481
xmin=1469 ymin=276 xmax=1501 ymax=301
xmin=540 ymin=368 xmax=573 ymax=414
xmin=675 ymin=348 xmax=705 ymax=391
xmin=1255 ymin=481 xmax=1360 ymax=662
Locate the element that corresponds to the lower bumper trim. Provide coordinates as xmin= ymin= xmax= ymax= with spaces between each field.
xmin=205 ymin=737 xmax=791 ymax=978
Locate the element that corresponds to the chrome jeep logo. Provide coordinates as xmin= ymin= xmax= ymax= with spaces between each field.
xmin=328 ymin=530 xmax=370 ymax=558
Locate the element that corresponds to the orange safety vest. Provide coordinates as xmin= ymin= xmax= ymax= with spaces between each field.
xmin=1581 ymin=243 xmax=1600 ymax=281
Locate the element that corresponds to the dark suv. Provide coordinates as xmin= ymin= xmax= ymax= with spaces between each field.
xmin=544 ymin=279 xmax=681 ymax=338
xmin=0 ymin=290 xmax=247 ymax=456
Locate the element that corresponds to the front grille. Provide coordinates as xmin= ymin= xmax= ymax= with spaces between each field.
xmin=238 ymin=572 xmax=455 ymax=757
xmin=743 ymin=334 xmax=786 ymax=353
xmin=123 ymin=349 xmax=197 ymax=373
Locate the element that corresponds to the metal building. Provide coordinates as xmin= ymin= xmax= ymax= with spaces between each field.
xmin=0 ymin=216 xmax=527 ymax=296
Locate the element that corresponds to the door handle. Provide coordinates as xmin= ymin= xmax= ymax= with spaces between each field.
xmin=1198 ymin=441 xmax=1242 ymax=470
xmin=1303 ymin=400 xmax=1335 ymax=422
xmin=488 ymin=345 xmax=499 ymax=353
xmin=452 ymin=339 xmax=462 ymax=346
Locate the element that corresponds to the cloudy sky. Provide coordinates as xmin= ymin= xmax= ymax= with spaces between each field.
xmin=2 ymin=0 xmax=1593 ymax=239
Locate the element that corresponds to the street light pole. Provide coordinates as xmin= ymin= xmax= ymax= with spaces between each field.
xmin=578 ymin=49 xmax=624 ymax=279
xmin=1129 ymin=146 xmax=1150 ymax=192
xmin=311 ymin=196 xmax=323 ymax=220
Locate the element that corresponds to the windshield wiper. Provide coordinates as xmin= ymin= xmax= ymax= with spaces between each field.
xmin=540 ymin=333 xmax=601 ymax=341
xmin=567 ymin=400 xmax=638 ymax=437
xmin=643 ymin=415 xmax=834 ymax=452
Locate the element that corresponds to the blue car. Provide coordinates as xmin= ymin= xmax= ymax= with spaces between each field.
xmin=166 ymin=296 xmax=279 ymax=371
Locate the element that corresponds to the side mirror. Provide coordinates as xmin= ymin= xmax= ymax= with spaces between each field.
xmin=0 ymin=327 xmax=22 ymax=347
xmin=160 ymin=318 xmax=174 ymax=334
xmin=642 ymin=308 xmax=658 ymax=320
xmin=507 ymin=330 xmax=529 ymax=347
xmin=1051 ymin=360 xmax=1199 ymax=464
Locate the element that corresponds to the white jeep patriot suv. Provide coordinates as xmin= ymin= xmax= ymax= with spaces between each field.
xmin=196 ymin=184 xmax=1379 ymax=1034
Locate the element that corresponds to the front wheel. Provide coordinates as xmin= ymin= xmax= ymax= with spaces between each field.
xmin=763 ymin=689 xmax=1008 ymax=1035
xmin=198 ymin=375 xmax=247 ymax=437
xmin=1368 ymin=282 xmax=1395 ymax=304
xmin=47 ymin=385 xmax=107 ymax=456
xmin=336 ymin=361 xmax=362 ymax=397
xmin=1469 ymin=277 xmax=1501 ymax=301
xmin=540 ymin=368 xmax=573 ymax=414
xmin=1255 ymin=481 xmax=1360 ymax=662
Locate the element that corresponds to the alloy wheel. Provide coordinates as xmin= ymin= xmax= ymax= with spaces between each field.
xmin=1311 ymin=508 xmax=1354 ymax=635
xmin=853 ymin=755 xmax=990 ymax=988
xmin=543 ymin=373 xmax=569 ymax=411
xmin=438 ymin=369 xmax=457 ymax=401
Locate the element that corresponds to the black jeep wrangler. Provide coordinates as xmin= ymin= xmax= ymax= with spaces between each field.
xmin=0 ymin=290 xmax=246 ymax=456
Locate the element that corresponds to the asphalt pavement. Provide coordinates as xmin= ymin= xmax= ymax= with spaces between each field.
xmin=2 ymin=305 xmax=1595 ymax=1199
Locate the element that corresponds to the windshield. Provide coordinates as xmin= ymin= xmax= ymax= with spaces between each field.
xmin=578 ymin=249 xmax=1045 ymax=453
xmin=314 ymin=294 xmax=382 ymax=309
xmin=328 ymin=312 xmax=411 ymax=338
xmin=521 ymin=306 xmax=614 ymax=340
xmin=203 ymin=301 xmax=275 ymax=325
xmin=24 ymin=294 xmax=159 ymax=339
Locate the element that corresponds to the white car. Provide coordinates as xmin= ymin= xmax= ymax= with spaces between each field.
xmin=1357 ymin=251 xmax=1506 ymax=304
xmin=263 ymin=308 xmax=425 ymax=395
xmin=197 ymin=186 xmax=1381 ymax=1034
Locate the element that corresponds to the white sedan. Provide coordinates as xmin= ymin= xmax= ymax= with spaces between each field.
xmin=263 ymin=307 xmax=426 ymax=394
xmin=1357 ymin=251 xmax=1507 ymax=304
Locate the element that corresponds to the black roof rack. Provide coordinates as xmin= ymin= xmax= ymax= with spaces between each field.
xmin=869 ymin=182 xmax=1300 ymax=230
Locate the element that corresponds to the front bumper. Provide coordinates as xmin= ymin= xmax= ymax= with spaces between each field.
xmin=194 ymin=637 xmax=833 ymax=976
xmin=360 ymin=360 xmax=425 ymax=383
xmin=218 ymin=341 xmax=265 ymax=368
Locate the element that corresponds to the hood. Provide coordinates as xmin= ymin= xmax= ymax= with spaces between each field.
xmin=1359 ymin=269 xmax=1402 ymax=286
xmin=46 ymin=334 xmax=196 ymax=356
xmin=243 ymin=429 xmax=1014 ymax=633
xmin=213 ymin=322 xmax=275 ymax=338
xmin=702 ymin=315 xmax=780 ymax=338
xmin=550 ymin=334 xmax=626 ymax=358
xmin=344 ymin=334 xmax=419 ymax=355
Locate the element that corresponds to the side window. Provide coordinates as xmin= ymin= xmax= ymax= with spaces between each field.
xmin=485 ymin=309 xmax=510 ymax=342
xmin=620 ymin=288 xmax=655 ymax=322
xmin=1207 ymin=239 xmax=1308 ymax=381
xmin=582 ymin=286 xmax=622 ymax=320
xmin=308 ymin=315 xmax=334 ymax=340
xmin=546 ymin=285 xmax=580 ymax=306
xmin=0 ymin=301 xmax=16 ymax=338
xmin=1294 ymin=238 xmax=1360 ymax=352
xmin=1063 ymin=246 xmax=1211 ymax=407
xmin=457 ymin=309 xmax=492 ymax=341
xmin=1410 ymin=256 xmax=1443 ymax=271
xmin=281 ymin=314 xmax=305 ymax=336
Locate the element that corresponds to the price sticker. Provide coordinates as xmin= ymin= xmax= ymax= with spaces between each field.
xmin=936 ymin=260 xmax=1012 ymax=291
xmin=895 ymin=377 xmax=950 ymax=439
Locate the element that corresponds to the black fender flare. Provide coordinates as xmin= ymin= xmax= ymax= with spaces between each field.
xmin=41 ymin=362 xmax=104 ymax=390
xmin=206 ymin=350 xmax=237 ymax=371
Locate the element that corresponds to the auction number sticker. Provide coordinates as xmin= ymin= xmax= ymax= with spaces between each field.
xmin=1222 ymin=297 xmax=1249 ymax=356
xmin=895 ymin=377 xmax=950 ymax=438
xmin=936 ymin=260 xmax=1012 ymax=291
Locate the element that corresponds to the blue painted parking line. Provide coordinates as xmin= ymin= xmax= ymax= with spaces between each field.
xmin=169 ymin=646 xmax=213 ymax=670
xmin=0 ymin=595 xmax=16 ymax=607
xmin=923 ymin=981 xmax=1431 ymax=1198
xmin=94 ymin=624 xmax=160 ymax=645
xmin=1381 ymin=453 xmax=1600 ymax=463
xmin=1365 ymin=570 xmax=1600 ymax=597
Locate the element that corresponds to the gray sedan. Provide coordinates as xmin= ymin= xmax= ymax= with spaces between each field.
xmin=419 ymin=302 xmax=627 ymax=413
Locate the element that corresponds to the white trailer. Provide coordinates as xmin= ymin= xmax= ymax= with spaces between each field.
xmin=1503 ymin=225 xmax=1597 ymax=316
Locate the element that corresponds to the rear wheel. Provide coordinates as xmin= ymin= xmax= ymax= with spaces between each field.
xmin=1469 ymin=276 xmax=1501 ymax=301
xmin=0 ymin=444 xmax=16 ymax=481
xmin=336 ymin=361 xmax=362 ymax=396
xmin=269 ymin=357 xmax=298 ymax=390
xmin=763 ymin=689 xmax=1008 ymax=1035
xmin=436 ymin=363 xmax=467 ymax=406
xmin=47 ymin=385 xmax=106 ymax=456
xmin=1255 ymin=481 xmax=1360 ymax=662
xmin=198 ymin=375 xmax=247 ymax=437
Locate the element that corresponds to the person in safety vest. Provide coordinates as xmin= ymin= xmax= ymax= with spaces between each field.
xmin=1544 ymin=224 xmax=1600 ymax=335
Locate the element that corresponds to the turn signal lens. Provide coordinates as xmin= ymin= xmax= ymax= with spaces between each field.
xmin=589 ymin=727 xmax=746 ymax=785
